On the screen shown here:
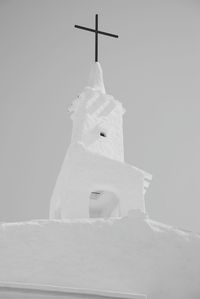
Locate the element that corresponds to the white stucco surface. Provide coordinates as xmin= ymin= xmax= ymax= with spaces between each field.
xmin=0 ymin=282 xmax=146 ymax=299
xmin=68 ymin=63 xmax=125 ymax=162
xmin=50 ymin=142 xmax=147 ymax=219
xmin=0 ymin=210 xmax=199 ymax=299
xmin=50 ymin=63 xmax=151 ymax=219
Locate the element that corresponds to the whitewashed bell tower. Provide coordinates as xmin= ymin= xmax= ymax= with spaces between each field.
xmin=70 ymin=63 xmax=125 ymax=162
xmin=49 ymin=62 xmax=152 ymax=219
xmin=49 ymin=15 xmax=152 ymax=219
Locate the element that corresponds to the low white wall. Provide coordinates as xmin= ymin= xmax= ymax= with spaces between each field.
xmin=0 ymin=283 xmax=146 ymax=299
xmin=0 ymin=211 xmax=200 ymax=299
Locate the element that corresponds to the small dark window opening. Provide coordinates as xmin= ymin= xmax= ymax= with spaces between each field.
xmin=100 ymin=132 xmax=106 ymax=137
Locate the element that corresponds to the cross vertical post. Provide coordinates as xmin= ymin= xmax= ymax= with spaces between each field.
xmin=95 ymin=14 xmax=98 ymax=62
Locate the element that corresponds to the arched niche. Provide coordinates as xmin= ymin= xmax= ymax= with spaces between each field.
xmin=89 ymin=190 xmax=120 ymax=219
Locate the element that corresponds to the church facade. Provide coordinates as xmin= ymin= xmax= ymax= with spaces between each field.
xmin=0 ymin=63 xmax=199 ymax=299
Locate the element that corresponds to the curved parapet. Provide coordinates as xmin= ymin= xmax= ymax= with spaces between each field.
xmin=0 ymin=282 xmax=147 ymax=299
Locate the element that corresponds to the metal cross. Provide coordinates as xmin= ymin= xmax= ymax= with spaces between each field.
xmin=75 ymin=14 xmax=119 ymax=62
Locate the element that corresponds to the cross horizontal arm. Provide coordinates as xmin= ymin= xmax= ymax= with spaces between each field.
xmin=74 ymin=25 xmax=95 ymax=33
xmin=74 ymin=25 xmax=118 ymax=38
xmin=98 ymin=30 xmax=118 ymax=38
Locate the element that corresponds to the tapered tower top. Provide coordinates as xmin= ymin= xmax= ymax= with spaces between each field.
xmin=88 ymin=62 xmax=106 ymax=94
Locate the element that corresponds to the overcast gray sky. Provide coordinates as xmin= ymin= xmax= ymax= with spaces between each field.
xmin=0 ymin=0 xmax=200 ymax=232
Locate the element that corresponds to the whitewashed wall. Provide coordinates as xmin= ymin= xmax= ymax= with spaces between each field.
xmin=0 ymin=211 xmax=199 ymax=299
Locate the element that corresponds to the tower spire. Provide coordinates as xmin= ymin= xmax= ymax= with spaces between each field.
xmin=88 ymin=62 xmax=105 ymax=93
